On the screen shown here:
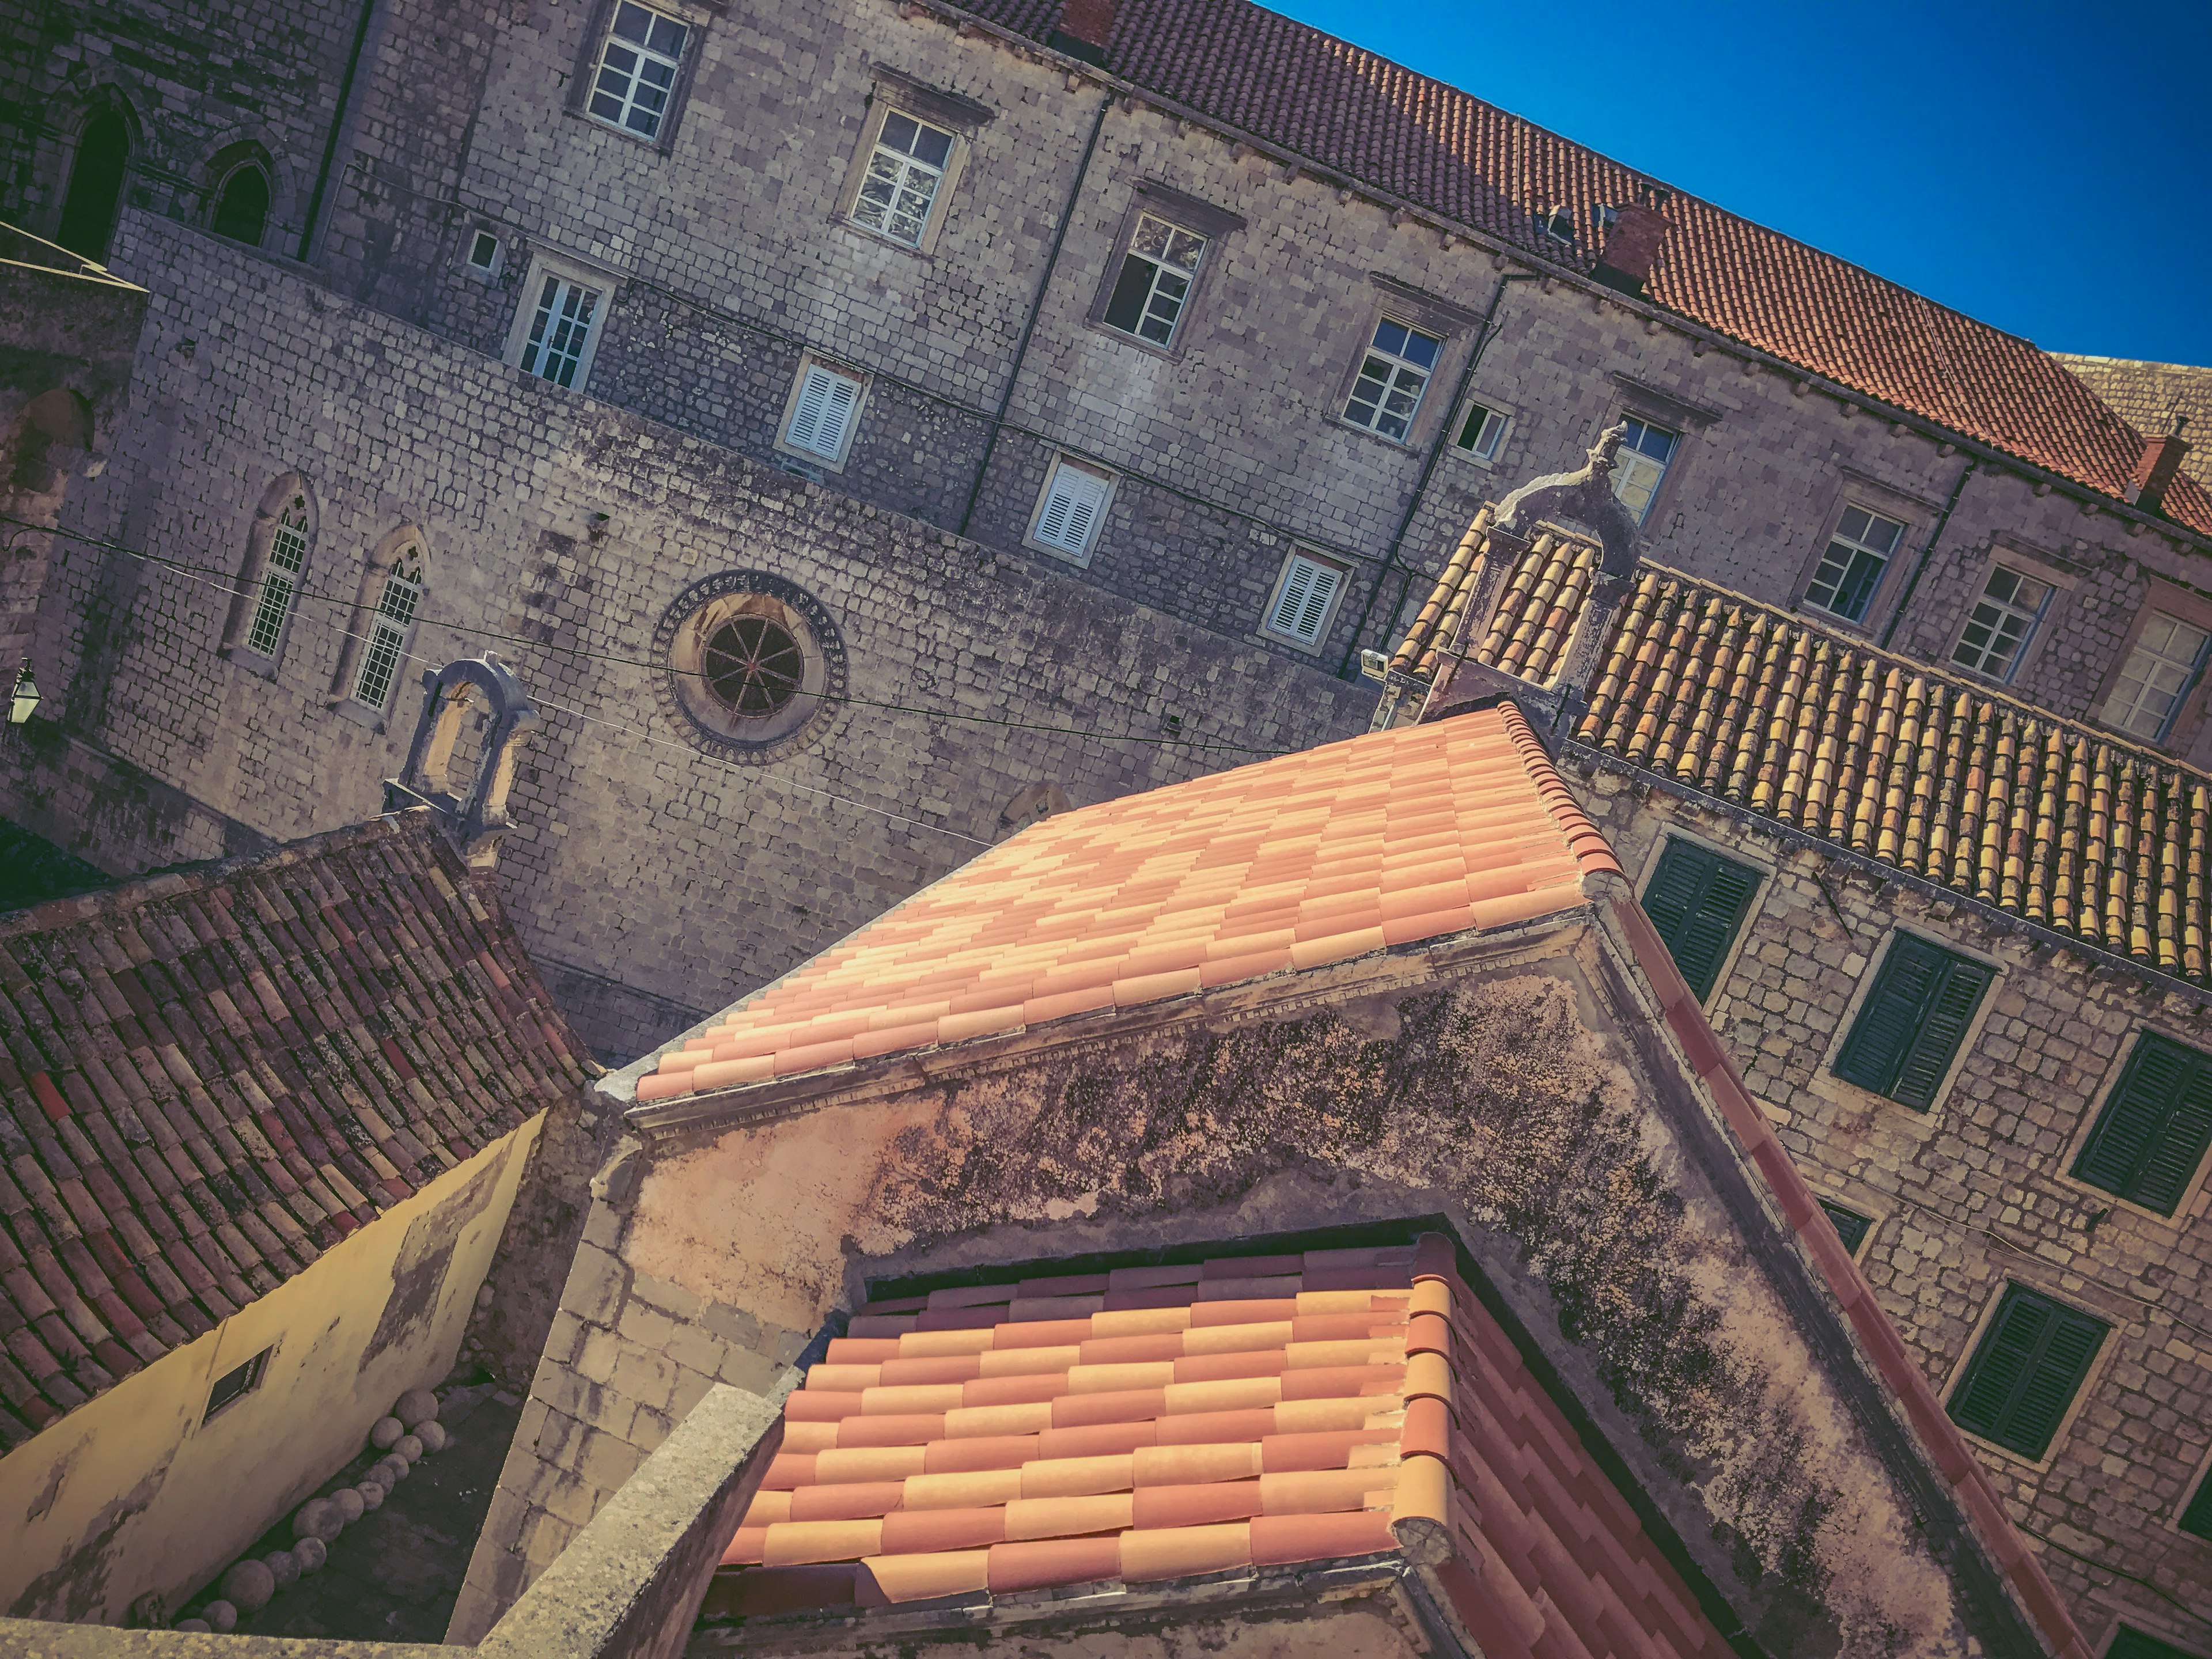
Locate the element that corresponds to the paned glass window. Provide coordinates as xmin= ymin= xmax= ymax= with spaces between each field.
xmin=1264 ymin=552 xmax=1346 ymax=648
xmin=589 ymin=2 xmax=688 ymax=139
xmin=1951 ymin=566 xmax=2052 ymax=680
xmin=1641 ymin=839 xmax=1761 ymax=1001
xmin=1817 ymin=1200 xmax=1873 ymax=1256
xmin=2107 ymin=611 xmax=2211 ymax=741
xmin=244 ymin=499 xmax=310 ymax=660
xmin=1343 ymin=319 xmax=1442 ymax=441
xmin=1834 ymin=934 xmax=1993 ymax=1110
xmin=1609 ymin=416 xmax=1678 ymax=523
xmin=1031 ymin=460 xmax=1111 ymax=560
xmin=1454 ymin=401 xmax=1508 ymax=460
xmin=353 ymin=547 xmax=424 ymax=711
xmin=851 ymin=111 xmax=954 ymax=247
xmin=1947 ymin=1285 xmax=2107 ymax=1461
xmin=203 ymin=1347 xmax=270 ymax=1422
xmin=1102 ymin=214 xmax=1206 ymax=348
xmin=2072 ymin=1032 xmax=2212 ymax=1217
xmin=521 ymin=274 xmax=602 ymax=389
xmin=1804 ymin=506 xmax=1907 ymax=623
xmin=783 ymin=363 xmax=865 ymax=463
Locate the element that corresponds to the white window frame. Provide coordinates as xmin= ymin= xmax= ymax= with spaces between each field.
xmin=1450 ymin=397 xmax=1512 ymax=466
xmin=2106 ymin=611 xmax=2212 ymax=743
xmin=586 ymin=1 xmax=690 ymax=142
xmin=505 ymin=253 xmax=614 ymax=393
xmin=1260 ymin=548 xmax=1350 ymax=653
xmin=1610 ymin=416 xmax=1679 ymax=525
xmin=351 ymin=546 xmax=426 ymax=713
xmin=776 ymin=358 xmax=869 ymax=471
xmin=848 ymin=108 xmax=957 ymax=249
xmin=1100 ymin=213 xmax=1207 ymax=349
xmin=1802 ymin=504 xmax=1908 ymax=625
xmin=1341 ymin=317 xmax=1444 ymax=444
xmin=1025 ymin=456 xmax=1115 ymax=565
xmin=243 ymin=507 xmax=310 ymax=662
xmin=1950 ymin=565 xmax=2054 ymax=683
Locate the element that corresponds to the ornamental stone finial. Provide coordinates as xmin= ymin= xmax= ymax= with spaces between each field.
xmin=1491 ymin=421 xmax=1643 ymax=584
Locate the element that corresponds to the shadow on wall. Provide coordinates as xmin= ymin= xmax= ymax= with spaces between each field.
xmin=0 ymin=817 xmax=110 ymax=911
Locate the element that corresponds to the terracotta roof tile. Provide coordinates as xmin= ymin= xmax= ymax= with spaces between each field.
xmin=948 ymin=0 xmax=2210 ymax=534
xmin=637 ymin=707 xmax=1618 ymax=1104
xmin=2054 ymin=356 xmax=2212 ymax=493
xmin=0 ymin=812 xmax=592 ymax=1450
xmin=1402 ymin=513 xmax=2212 ymax=986
xmin=703 ymin=1237 xmax=1729 ymax=1656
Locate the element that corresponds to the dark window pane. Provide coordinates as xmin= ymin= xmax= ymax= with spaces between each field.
xmin=912 ymin=123 xmax=953 ymax=168
xmin=2074 ymin=1033 xmax=2212 ymax=1215
xmin=612 ymin=1 xmax=652 ymax=42
xmin=2108 ymin=1633 xmax=2202 ymax=1659
xmin=210 ymin=165 xmax=269 ymax=245
xmin=58 ymin=108 xmax=131 ymax=261
xmin=1817 ymin=1200 xmax=1872 ymax=1256
xmin=1947 ymin=1286 xmax=2106 ymax=1461
xmin=1103 ymin=253 xmax=1157 ymax=336
xmin=2183 ymin=1467 xmax=2212 ymax=1539
xmin=647 ymin=14 xmax=687 ymax=55
xmin=1641 ymin=839 xmax=1761 ymax=1001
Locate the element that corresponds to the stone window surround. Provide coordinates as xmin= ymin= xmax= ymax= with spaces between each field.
xmin=1787 ymin=468 xmax=1934 ymax=639
xmin=329 ymin=524 xmax=431 ymax=732
xmin=1603 ymin=376 xmax=1722 ymax=533
xmin=773 ymin=353 xmax=872 ymax=473
xmin=1628 ymin=822 xmax=1772 ymax=1011
xmin=1938 ymin=1272 xmax=2128 ymax=1477
xmin=1328 ymin=275 xmax=1485 ymax=453
xmin=502 ymin=247 xmax=622 ymax=394
xmin=830 ymin=66 xmax=994 ymax=259
xmin=463 ymin=226 xmax=505 ymax=284
xmin=2055 ymin=1024 xmax=2212 ymax=1228
xmin=2093 ymin=575 xmax=2212 ymax=755
xmin=1445 ymin=388 xmax=1517 ymax=472
xmin=1085 ymin=180 xmax=1247 ymax=360
xmin=1801 ymin=1175 xmax=1892 ymax=1263
xmin=220 ymin=472 xmax=317 ymax=680
xmin=563 ymin=0 xmax=715 ymax=156
xmin=1809 ymin=923 xmax=2005 ymax=1126
xmin=1939 ymin=538 xmax=2078 ymax=690
xmin=1255 ymin=544 xmax=1350 ymax=654
xmin=1021 ymin=449 xmax=1117 ymax=567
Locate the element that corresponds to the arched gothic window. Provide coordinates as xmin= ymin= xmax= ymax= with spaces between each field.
xmin=222 ymin=475 xmax=317 ymax=673
xmin=352 ymin=544 xmax=426 ymax=711
xmin=243 ymin=496 xmax=310 ymax=657
xmin=210 ymin=160 xmax=270 ymax=246
xmin=57 ymin=105 xmax=131 ymax=262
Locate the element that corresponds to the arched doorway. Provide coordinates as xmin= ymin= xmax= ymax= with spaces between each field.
xmin=209 ymin=161 xmax=270 ymax=245
xmin=56 ymin=107 xmax=130 ymax=261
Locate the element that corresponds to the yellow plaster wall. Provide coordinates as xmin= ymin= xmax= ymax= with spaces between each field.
xmin=0 ymin=1112 xmax=544 ymax=1624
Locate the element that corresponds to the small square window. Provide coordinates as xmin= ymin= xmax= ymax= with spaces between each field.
xmin=588 ymin=1 xmax=688 ymax=141
xmin=1262 ymin=550 xmax=1348 ymax=650
xmin=467 ymin=230 xmax=501 ymax=271
xmin=1947 ymin=1285 xmax=2107 ymax=1461
xmin=2107 ymin=611 xmax=2211 ymax=741
xmin=781 ymin=361 xmax=867 ymax=467
xmin=1609 ymin=416 xmax=1678 ymax=524
xmin=1816 ymin=1199 xmax=1873 ymax=1257
xmin=1833 ymin=933 xmax=1992 ymax=1111
xmin=1102 ymin=214 xmax=1206 ymax=349
xmin=1804 ymin=505 xmax=1907 ymax=624
xmin=519 ymin=272 xmax=604 ymax=390
xmin=1951 ymin=565 xmax=2051 ymax=681
xmin=203 ymin=1347 xmax=271 ymax=1423
xmin=851 ymin=110 xmax=956 ymax=248
xmin=1028 ymin=457 xmax=1112 ymax=563
xmin=1453 ymin=400 xmax=1509 ymax=461
xmin=1342 ymin=318 xmax=1442 ymax=442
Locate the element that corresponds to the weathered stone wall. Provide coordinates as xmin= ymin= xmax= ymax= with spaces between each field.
xmin=1582 ymin=765 xmax=2212 ymax=1657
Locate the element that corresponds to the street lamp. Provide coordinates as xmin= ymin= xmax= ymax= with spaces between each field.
xmin=8 ymin=665 xmax=39 ymax=725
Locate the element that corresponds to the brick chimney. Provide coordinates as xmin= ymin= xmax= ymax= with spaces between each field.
xmin=1592 ymin=201 xmax=1671 ymax=297
xmin=2125 ymin=421 xmax=2191 ymax=515
xmin=1048 ymin=0 xmax=1113 ymax=65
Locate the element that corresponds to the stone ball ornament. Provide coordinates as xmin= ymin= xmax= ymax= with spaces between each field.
xmin=370 ymin=1415 xmax=404 ymax=1449
xmin=355 ymin=1480 xmax=385 ymax=1512
xmin=264 ymin=1549 xmax=300 ymax=1589
xmin=294 ymin=1536 xmax=328 ymax=1574
xmin=416 ymin=1420 xmax=450 ymax=1453
xmin=204 ymin=1602 xmax=238 ymax=1633
xmin=332 ymin=1487 xmax=366 ymax=1524
xmin=395 ymin=1388 xmax=439 ymax=1429
xmin=219 ymin=1558 xmax=275 ymax=1612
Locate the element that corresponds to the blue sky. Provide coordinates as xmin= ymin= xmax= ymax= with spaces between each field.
xmin=1271 ymin=0 xmax=2212 ymax=367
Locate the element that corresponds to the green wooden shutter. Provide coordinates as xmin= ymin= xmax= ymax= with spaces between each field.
xmin=2108 ymin=1630 xmax=2200 ymax=1659
xmin=1889 ymin=955 xmax=1994 ymax=1109
xmin=1816 ymin=1199 xmax=1871 ymax=1256
xmin=2074 ymin=1033 xmax=2212 ymax=1217
xmin=2183 ymin=1467 xmax=2212 ymax=1540
xmin=1641 ymin=840 xmax=1762 ymax=1001
xmin=1835 ymin=936 xmax=1991 ymax=1109
xmin=1947 ymin=1286 xmax=2108 ymax=1461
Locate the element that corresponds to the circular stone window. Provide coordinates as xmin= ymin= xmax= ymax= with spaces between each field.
xmin=654 ymin=571 xmax=847 ymax=764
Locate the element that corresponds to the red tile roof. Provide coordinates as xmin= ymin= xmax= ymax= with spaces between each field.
xmin=705 ymin=1234 xmax=1733 ymax=1657
xmin=956 ymin=0 xmax=2212 ymax=535
xmin=0 ymin=812 xmax=593 ymax=1449
xmin=634 ymin=704 xmax=1620 ymax=1103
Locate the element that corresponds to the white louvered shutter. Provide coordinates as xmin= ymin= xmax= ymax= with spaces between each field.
xmin=1270 ymin=554 xmax=1342 ymax=646
xmin=787 ymin=365 xmax=862 ymax=460
xmin=1035 ymin=464 xmax=1110 ymax=555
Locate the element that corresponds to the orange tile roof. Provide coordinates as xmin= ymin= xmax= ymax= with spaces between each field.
xmin=634 ymin=706 xmax=1621 ymax=1104
xmin=1400 ymin=512 xmax=2212 ymax=987
xmin=704 ymin=1235 xmax=1733 ymax=1657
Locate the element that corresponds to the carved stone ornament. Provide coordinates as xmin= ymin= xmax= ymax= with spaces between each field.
xmin=384 ymin=654 xmax=538 ymax=869
xmin=653 ymin=570 xmax=848 ymax=766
